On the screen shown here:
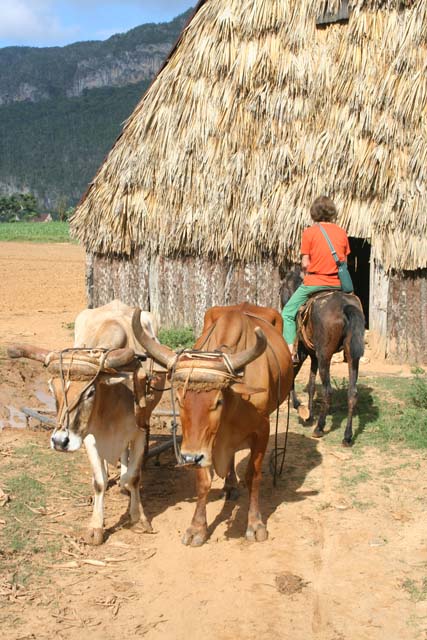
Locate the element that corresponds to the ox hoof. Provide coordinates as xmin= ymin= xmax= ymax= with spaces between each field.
xmin=130 ymin=519 xmax=153 ymax=534
xmin=342 ymin=439 xmax=353 ymax=448
xmin=182 ymin=527 xmax=207 ymax=547
xmin=223 ymin=486 xmax=239 ymax=501
xmin=85 ymin=527 xmax=104 ymax=546
xmin=246 ymin=524 xmax=268 ymax=542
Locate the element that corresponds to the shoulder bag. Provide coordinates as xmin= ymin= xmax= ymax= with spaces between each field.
xmin=317 ymin=224 xmax=354 ymax=293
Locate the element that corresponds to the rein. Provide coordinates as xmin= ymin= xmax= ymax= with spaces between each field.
xmin=243 ymin=312 xmax=291 ymax=484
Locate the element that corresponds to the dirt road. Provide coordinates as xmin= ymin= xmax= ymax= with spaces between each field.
xmin=0 ymin=243 xmax=425 ymax=640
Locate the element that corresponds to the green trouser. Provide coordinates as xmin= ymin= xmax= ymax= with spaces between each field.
xmin=281 ymin=284 xmax=341 ymax=344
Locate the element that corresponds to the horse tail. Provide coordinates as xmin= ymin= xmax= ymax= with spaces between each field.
xmin=343 ymin=305 xmax=365 ymax=360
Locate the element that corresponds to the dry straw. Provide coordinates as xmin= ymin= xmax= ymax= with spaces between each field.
xmin=71 ymin=0 xmax=426 ymax=271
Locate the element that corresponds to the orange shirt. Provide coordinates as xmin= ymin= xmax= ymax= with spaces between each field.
xmin=301 ymin=223 xmax=350 ymax=287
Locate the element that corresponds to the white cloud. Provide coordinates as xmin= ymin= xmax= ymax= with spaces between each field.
xmin=0 ymin=0 xmax=79 ymax=45
xmin=0 ymin=0 xmax=192 ymax=47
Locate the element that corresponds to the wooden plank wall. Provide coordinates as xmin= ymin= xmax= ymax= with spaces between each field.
xmin=87 ymin=252 xmax=282 ymax=334
xmin=386 ymin=268 xmax=427 ymax=364
xmin=369 ymin=259 xmax=389 ymax=359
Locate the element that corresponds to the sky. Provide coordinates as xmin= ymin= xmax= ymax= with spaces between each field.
xmin=0 ymin=0 xmax=194 ymax=48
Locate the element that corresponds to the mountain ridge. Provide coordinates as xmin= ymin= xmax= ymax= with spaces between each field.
xmin=0 ymin=10 xmax=193 ymax=105
xmin=0 ymin=9 xmax=194 ymax=209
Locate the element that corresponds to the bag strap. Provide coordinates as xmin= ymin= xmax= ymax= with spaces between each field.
xmin=317 ymin=223 xmax=340 ymax=265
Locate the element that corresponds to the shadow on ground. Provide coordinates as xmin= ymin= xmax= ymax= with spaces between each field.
xmin=139 ymin=429 xmax=322 ymax=542
xmin=294 ymin=381 xmax=379 ymax=445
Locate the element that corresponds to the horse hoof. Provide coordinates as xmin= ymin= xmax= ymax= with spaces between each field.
xmin=224 ymin=487 xmax=239 ymax=501
xmin=342 ymin=439 xmax=353 ymax=448
xmin=312 ymin=429 xmax=324 ymax=439
xmin=85 ymin=527 xmax=104 ymax=546
xmin=297 ymin=405 xmax=311 ymax=421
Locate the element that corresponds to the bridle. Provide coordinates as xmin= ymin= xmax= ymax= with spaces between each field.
xmin=168 ymin=348 xmax=241 ymax=465
xmin=53 ymin=348 xmax=113 ymax=438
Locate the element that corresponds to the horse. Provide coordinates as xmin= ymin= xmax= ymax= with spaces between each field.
xmin=288 ymin=290 xmax=366 ymax=446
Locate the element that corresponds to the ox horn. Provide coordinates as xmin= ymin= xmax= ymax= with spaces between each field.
xmin=227 ymin=327 xmax=267 ymax=372
xmin=105 ymin=348 xmax=135 ymax=369
xmin=132 ymin=308 xmax=176 ymax=369
xmin=7 ymin=344 xmax=51 ymax=364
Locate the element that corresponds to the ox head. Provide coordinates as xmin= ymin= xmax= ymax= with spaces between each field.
xmin=133 ymin=313 xmax=267 ymax=468
xmin=8 ymin=344 xmax=140 ymax=453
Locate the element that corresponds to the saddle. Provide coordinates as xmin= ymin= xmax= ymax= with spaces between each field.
xmin=296 ymin=290 xmax=362 ymax=353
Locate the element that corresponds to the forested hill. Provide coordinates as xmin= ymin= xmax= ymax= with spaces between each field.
xmin=0 ymin=9 xmax=193 ymax=210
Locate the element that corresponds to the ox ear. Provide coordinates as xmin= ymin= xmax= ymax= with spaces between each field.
xmin=231 ymin=382 xmax=266 ymax=396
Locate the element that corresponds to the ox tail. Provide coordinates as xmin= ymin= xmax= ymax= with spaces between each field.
xmin=343 ymin=305 xmax=365 ymax=361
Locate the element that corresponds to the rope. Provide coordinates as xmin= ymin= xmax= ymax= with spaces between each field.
xmin=269 ymin=393 xmax=291 ymax=483
xmin=55 ymin=348 xmax=112 ymax=435
xmin=169 ymin=357 xmax=183 ymax=465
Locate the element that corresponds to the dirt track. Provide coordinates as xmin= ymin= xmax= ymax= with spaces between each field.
xmin=0 ymin=242 xmax=426 ymax=640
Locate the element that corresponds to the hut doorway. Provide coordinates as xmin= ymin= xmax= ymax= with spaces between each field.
xmin=348 ymin=238 xmax=370 ymax=327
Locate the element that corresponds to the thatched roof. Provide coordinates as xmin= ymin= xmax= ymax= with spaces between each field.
xmin=71 ymin=0 xmax=427 ymax=271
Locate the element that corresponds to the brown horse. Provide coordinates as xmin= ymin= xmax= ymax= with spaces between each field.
xmin=290 ymin=291 xmax=366 ymax=446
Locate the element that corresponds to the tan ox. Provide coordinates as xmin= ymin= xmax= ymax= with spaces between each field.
xmin=8 ymin=300 xmax=164 ymax=545
xmin=135 ymin=302 xmax=293 ymax=546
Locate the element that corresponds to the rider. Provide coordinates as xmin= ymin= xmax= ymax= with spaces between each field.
xmin=282 ymin=196 xmax=351 ymax=362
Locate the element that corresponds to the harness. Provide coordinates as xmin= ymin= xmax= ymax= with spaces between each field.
xmin=49 ymin=347 xmax=147 ymax=438
xmin=167 ymin=313 xmax=291 ymax=483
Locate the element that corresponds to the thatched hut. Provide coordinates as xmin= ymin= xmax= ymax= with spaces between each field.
xmin=71 ymin=0 xmax=427 ymax=363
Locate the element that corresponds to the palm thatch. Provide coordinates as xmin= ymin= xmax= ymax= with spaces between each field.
xmin=71 ymin=0 xmax=427 ymax=271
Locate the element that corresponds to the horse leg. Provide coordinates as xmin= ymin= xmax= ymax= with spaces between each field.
xmin=343 ymin=349 xmax=360 ymax=447
xmin=313 ymin=356 xmax=333 ymax=438
xmin=291 ymin=351 xmax=310 ymax=420
xmin=307 ymin=354 xmax=318 ymax=422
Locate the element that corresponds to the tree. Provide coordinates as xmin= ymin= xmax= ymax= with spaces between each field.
xmin=0 ymin=193 xmax=39 ymax=222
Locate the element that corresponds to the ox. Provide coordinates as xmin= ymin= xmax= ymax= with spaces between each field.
xmin=134 ymin=302 xmax=293 ymax=546
xmin=8 ymin=300 xmax=164 ymax=545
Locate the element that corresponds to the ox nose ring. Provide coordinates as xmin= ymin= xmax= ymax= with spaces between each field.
xmin=52 ymin=432 xmax=70 ymax=451
xmin=181 ymin=453 xmax=204 ymax=466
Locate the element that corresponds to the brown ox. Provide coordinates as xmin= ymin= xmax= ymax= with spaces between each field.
xmin=135 ymin=302 xmax=293 ymax=546
xmin=8 ymin=300 xmax=164 ymax=545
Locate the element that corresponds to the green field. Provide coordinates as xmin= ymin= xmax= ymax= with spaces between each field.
xmin=0 ymin=221 xmax=72 ymax=242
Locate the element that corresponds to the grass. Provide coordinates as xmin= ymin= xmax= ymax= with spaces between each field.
xmin=302 ymin=371 xmax=427 ymax=450
xmin=0 ymin=442 xmax=87 ymax=586
xmin=0 ymin=221 xmax=72 ymax=243
xmin=158 ymin=326 xmax=195 ymax=350
xmin=340 ymin=468 xmax=371 ymax=488
xmin=402 ymin=577 xmax=427 ymax=602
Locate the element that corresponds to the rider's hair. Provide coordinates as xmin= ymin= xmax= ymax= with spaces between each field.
xmin=310 ymin=196 xmax=338 ymax=222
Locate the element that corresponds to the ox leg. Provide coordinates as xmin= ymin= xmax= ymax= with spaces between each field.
xmin=223 ymin=455 xmax=239 ymax=501
xmin=120 ymin=447 xmax=128 ymax=477
xmin=182 ymin=467 xmax=212 ymax=547
xmin=313 ymin=356 xmax=332 ymax=438
xmin=84 ymin=434 xmax=107 ymax=545
xmin=245 ymin=419 xmax=269 ymax=542
xmin=343 ymin=351 xmax=359 ymax=447
xmin=120 ymin=430 xmax=152 ymax=533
